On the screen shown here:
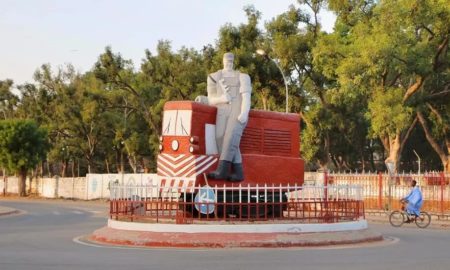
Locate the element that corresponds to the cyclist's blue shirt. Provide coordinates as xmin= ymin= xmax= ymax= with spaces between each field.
xmin=404 ymin=186 xmax=423 ymax=216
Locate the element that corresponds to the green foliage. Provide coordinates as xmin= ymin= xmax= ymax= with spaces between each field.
xmin=367 ymin=87 xmax=414 ymax=138
xmin=0 ymin=80 xmax=19 ymax=120
xmin=301 ymin=104 xmax=332 ymax=163
xmin=3 ymin=0 xmax=448 ymax=173
xmin=0 ymin=119 xmax=49 ymax=173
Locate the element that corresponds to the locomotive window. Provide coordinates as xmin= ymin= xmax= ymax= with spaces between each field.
xmin=162 ymin=110 xmax=192 ymax=136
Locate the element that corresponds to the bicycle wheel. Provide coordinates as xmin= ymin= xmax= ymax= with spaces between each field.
xmin=415 ymin=212 xmax=431 ymax=228
xmin=389 ymin=210 xmax=405 ymax=227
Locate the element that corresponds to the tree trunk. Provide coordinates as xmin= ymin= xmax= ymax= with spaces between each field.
xmin=444 ymin=160 xmax=450 ymax=173
xmin=331 ymin=155 xmax=339 ymax=171
xmin=61 ymin=161 xmax=67 ymax=177
xmin=446 ymin=137 xmax=450 ymax=173
xmin=86 ymin=157 xmax=95 ymax=174
xmin=28 ymin=175 xmax=32 ymax=195
xmin=384 ymin=133 xmax=402 ymax=173
xmin=127 ymin=155 xmax=137 ymax=173
xmin=46 ymin=161 xmax=51 ymax=177
xmin=318 ymin=133 xmax=331 ymax=170
xmin=120 ymin=151 xmax=124 ymax=173
xmin=2 ymin=169 xmax=6 ymax=196
xmin=71 ymin=160 xmax=75 ymax=177
xmin=381 ymin=134 xmax=390 ymax=153
xmin=383 ymin=118 xmax=418 ymax=173
xmin=417 ymin=111 xmax=450 ymax=173
xmin=114 ymin=149 xmax=121 ymax=173
xmin=360 ymin=149 xmax=366 ymax=172
xmin=105 ymin=159 xmax=110 ymax=174
xmin=40 ymin=164 xmax=43 ymax=177
xmin=446 ymin=137 xmax=450 ymax=156
xmin=403 ymin=76 xmax=426 ymax=102
xmin=368 ymin=141 xmax=376 ymax=172
xmin=18 ymin=168 xmax=27 ymax=197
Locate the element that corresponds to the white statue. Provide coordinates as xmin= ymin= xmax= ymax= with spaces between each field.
xmin=206 ymin=52 xmax=252 ymax=181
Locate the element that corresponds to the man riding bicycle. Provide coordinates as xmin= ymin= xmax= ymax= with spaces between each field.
xmin=401 ymin=180 xmax=423 ymax=223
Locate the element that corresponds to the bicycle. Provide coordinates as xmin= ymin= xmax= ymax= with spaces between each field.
xmin=389 ymin=200 xmax=431 ymax=228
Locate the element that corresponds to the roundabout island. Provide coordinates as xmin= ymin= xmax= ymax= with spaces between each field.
xmin=87 ymin=53 xmax=383 ymax=249
xmin=89 ymin=218 xmax=382 ymax=248
xmin=86 ymin=182 xmax=382 ymax=248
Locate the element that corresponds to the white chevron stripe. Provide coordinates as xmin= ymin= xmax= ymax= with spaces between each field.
xmin=157 ymin=165 xmax=172 ymax=177
xmin=195 ymin=157 xmax=218 ymax=176
xmin=159 ymin=154 xmax=186 ymax=162
xmin=158 ymin=156 xmax=210 ymax=177
xmin=159 ymin=155 xmax=194 ymax=169
xmin=158 ymin=162 xmax=181 ymax=176
xmin=158 ymin=155 xmax=189 ymax=167
xmin=183 ymin=156 xmax=217 ymax=177
xmin=159 ymin=154 xmax=185 ymax=162
xmin=157 ymin=158 xmax=192 ymax=175
xmin=158 ymin=157 xmax=200 ymax=177
xmin=176 ymin=156 xmax=208 ymax=176
xmin=157 ymin=157 xmax=178 ymax=173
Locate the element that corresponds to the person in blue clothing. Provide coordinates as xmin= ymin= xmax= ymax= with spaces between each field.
xmin=401 ymin=180 xmax=423 ymax=223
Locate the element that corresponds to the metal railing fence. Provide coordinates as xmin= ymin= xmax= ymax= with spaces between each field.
xmin=327 ymin=172 xmax=450 ymax=214
xmin=109 ymin=184 xmax=364 ymax=224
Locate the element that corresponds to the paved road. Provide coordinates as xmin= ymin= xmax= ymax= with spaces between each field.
xmin=1 ymin=199 xmax=449 ymax=270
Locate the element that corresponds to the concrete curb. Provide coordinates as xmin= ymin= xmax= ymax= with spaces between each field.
xmin=89 ymin=226 xmax=383 ymax=248
xmin=0 ymin=207 xmax=20 ymax=217
xmin=108 ymin=219 xmax=369 ymax=233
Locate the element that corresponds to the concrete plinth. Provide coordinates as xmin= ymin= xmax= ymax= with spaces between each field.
xmin=88 ymin=219 xmax=383 ymax=248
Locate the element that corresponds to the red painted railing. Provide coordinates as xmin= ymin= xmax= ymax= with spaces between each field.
xmin=109 ymin=184 xmax=365 ymax=224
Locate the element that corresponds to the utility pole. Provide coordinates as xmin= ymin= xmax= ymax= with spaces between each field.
xmin=413 ymin=149 xmax=421 ymax=175
xmin=256 ymin=49 xmax=289 ymax=113
xmin=413 ymin=149 xmax=421 ymax=185
xmin=385 ymin=161 xmax=395 ymax=211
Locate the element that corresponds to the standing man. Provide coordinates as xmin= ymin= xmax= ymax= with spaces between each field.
xmin=206 ymin=52 xmax=252 ymax=181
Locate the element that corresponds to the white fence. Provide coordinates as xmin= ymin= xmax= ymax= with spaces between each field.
xmin=1 ymin=174 xmax=158 ymax=200
xmin=109 ymin=183 xmax=363 ymax=202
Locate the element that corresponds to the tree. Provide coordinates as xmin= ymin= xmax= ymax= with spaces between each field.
xmin=0 ymin=120 xmax=49 ymax=196
xmin=94 ymin=47 xmax=161 ymax=139
xmin=0 ymin=79 xmax=19 ymax=120
xmin=264 ymin=1 xmax=367 ymax=170
xmin=323 ymin=0 xmax=449 ymax=172
xmin=94 ymin=47 xmax=163 ymax=163
xmin=31 ymin=65 xmax=112 ymax=174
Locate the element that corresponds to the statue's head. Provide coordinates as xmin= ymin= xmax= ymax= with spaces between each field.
xmin=222 ymin=52 xmax=234 ymax=71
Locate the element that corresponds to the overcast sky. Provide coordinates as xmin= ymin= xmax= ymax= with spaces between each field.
xmin=0 ymin=0 xmax=336 ymax=85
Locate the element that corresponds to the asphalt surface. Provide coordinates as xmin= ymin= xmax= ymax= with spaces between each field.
xmin=1 ymin=199 xmax=450 ymax=270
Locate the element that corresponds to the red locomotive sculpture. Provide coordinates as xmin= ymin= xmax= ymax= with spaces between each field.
xmin=156 ymin=100 xmax=305 ymax=217
xmin=158 ymin=100 xmax=304 ymax=187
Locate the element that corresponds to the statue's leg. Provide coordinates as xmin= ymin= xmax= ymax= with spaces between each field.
xmin=227 ymin=122 xmax=246 ymax=182
xmin=207 ymin=107 xmax=231 ymax=180
xmin=220 ymin=119 xmax=244 ymax=161
xmin=215 ymin=106 xmax=229 ymax=154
